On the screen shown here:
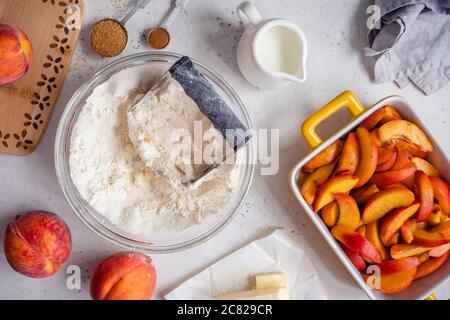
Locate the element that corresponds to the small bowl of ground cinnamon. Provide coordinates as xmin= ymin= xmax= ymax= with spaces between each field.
xmin=90 ymin=19 xmax=128 ymax=57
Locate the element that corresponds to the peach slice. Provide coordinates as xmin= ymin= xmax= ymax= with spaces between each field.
xmin=312 ymin=173 xmax=360 ymax=212
xmin=429 ymin=176 xmax=450 ymax=215
xmin=369 ymin=163 xmax=416 ymax=187
xmin=335 ymin=194 xmax=360 ymax=230
xmin=373 ymin=267 xmax=417 ymax=294
xmin=390 ymin=244 xmax=431 ymax=260
xmin=415 ymin=171 xmax=434 ymax=222
xmin=335 ymin=133 xmax=360 ymax=174
xmin=350 ymin=185 xmax=380 ymax=205
xmin=342 ymin=246 xmax=366 ymax=272
xmin=411 ymin=158 xmax=438 ymax=177
xmin=376 ymin=148 xmax=397 ymax=172
xmin=379 ymin=202 xmax=420 ymax=246
xmin=379 ymin=257 xmax=420 ymax=275
xmin=390 ymin=147 xmax=411 ymax=170
xmin=370 ymin=130 xmax=382 ymax=147
xmin=321 ymin=201 xmax=339 ymax=227
xmin=354 ymin=127 xmax=378 ymax=188
xmin=362 ymin=187 xmax=415 ymax=224
xmin=429 ymin=220 xmax=450 ymax=238
xmin=359 ymin=108 xmax=386 ymax=131
xmin=366 ymin=221 xmax=389 ymax=260
xmin=300 ymin=162 xmax=336 ymax=205
xmin=90 ymin=252 xmax=156 ymax=300
xmin=385 ymin=232 xmax=400 ymax=246
xmin=378 ymin=120 xmax=433 ymax=156
xmin=400 ymin=219 xmax=427 ymax=244
xmin=413 ymin=229 xmax=449 ymax=247
xmin=429 ymin=243 xmax=450 ymax=258
xmin=415 ymin=251 xmax=449 ymax=280
xmin=302 ymin=140 xmax=343 ymax=173
xmin=379 ymin=106 xmax=402 ymax=125
xmin=331 ymin=225 xmax=382 ymax=264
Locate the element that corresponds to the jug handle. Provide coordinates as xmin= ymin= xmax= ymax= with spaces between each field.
xmin=237 ymin=1 xmax=263 ymax=27
xmin=301 ymin=91 xmax=366 ymax=149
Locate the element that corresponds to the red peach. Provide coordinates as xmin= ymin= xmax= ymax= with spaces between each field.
xmin=4 ymin=211 xmax=72 ymax=278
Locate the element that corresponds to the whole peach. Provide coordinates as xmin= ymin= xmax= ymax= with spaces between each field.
xmin=0 ymin=23 xmax=32 ymax=86
xmin=4 ymin=211 xmax=72 ymax=278
xmin=90 ymin=252 xmax=157 ymax=300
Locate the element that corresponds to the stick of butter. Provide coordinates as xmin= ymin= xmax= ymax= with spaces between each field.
xmin=215 ymin=287 xmax=289 ymax=300
xmin=255 ymin=273 xmax=287 ymax=289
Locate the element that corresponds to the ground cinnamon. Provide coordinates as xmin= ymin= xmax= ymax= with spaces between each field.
xmin=90 ymin=19 xmax=127 ymax=57
xmin=147 ymin=27 xmax=170 ymax=50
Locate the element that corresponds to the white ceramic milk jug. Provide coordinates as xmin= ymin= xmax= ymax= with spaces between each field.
xmin=236 ymin=1 xmax=308 ymax=89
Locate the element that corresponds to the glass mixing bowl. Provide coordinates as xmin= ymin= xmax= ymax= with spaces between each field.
xmin=55 ymin=52 xmax=255 ymax=253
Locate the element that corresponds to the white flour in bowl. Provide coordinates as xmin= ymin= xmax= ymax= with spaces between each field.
xmin=69 ymin=67 xmax=241 ymax=236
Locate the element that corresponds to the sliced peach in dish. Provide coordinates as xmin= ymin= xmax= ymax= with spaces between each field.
xmin=335 ymin=193 xmax=360 ymax=230
xmin=412 ymin=229 xmax=449 ymax=247
xmin=415 ymin=251 xmax=449 ymax=280
xmin=429 ymin=176 xmax=450 ymax=215
xmin=369 ymin=163 xmax=416 ymax=187
xmin=379 ymin=106 xmax=402 ymax=125
xmin=370 ymin=267 xmax=417 ymax=294
xmin=300 ymin=162 xmax=336 ymax=205
xmin=415 ymin=171 xmax=434 ymax=222
xmin=331 ymin=225 xmax=382 ymax=264
xmin=350 ymin=185 xmax=379 ymax=205
xmin=390 ymin=147 xmax=411 ymax=170
xmin=354 ymin=127 xmax=378 ymax=188
xmin=429 ymin=243 xmax=450 ymax=258
xmin=335 ymin=132 xmax=360 ymax=174
xmin=379 ymin=257 xmax=420 ymax=275
xmin=379 ymin=202 xmax=420 ymax=246
xmin=359 ymin=108 xmax=386 ymax=131
xmin=312 ymin=173 xmax=359 ymax=212
xmin=390 ymin=244 xmax=431 ymax=260
xmin=342 ymin=246 xmax=366 ymax=272
xmin=321 ymin=201 xmax=339 ymax=227
xmin=376 ymin=148 xmax=397 ymax=172
xmin=400 ymin=219 xmax=427 ymax=244
xmin=302 ymin=140 xmax=343 ymax=173
xmin=362 ymin=187 xmax=415 ymax=224
xmin=366 ymin=221 xmax=389 ymax=260
xmin=378 ymin=120 xmax=433 ymax=156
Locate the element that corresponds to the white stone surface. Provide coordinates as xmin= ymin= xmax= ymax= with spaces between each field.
xmin=0 ymin=0 xmax=449 ymax=300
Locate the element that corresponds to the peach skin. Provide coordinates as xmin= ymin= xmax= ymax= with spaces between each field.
xmin=354 ymin=127 xmax=378 ymax=188
xmin=390 ymin=244 xmax=431 ymax=260
xmin=366 ymin=221 xmax=389 ymax=260
xmin=369 ymin=163 xmax=416 ymax=187
xmin=415 ymin=171 xmax=434 ymax=222
xmin=378 ymin=257 xmax=420 ymax=275
xmin=379 ymin=106 xmax=402 ymax=125
xmin=350 ymin=184 xmax=380 ymax=205
xmin=415 ymin=251 xmax=449 ymax=280
xmin=379 ymin=202 xmax=420 ymax=247
xmin=335 ymin=132 xmax=360 ymax=174
xmin=342 ymin=246 xmax=366 ymax=272
xmin=321 ymin=201 xmax=339 ymax=227
xmin=4 ymin=211 xmax=71 ymax=278
xmin=90 ymin=252 xmax=156 ymax=300
xmin=335 ymin=193 xmax=360 ymax=230
xmin=302 ymin=140 xmax=343 ymax=173
xmin=300 ymin=162 xmax=336 ymax=205
xmin=378 ymin=120 xmax=433 ymax=156
xmin=331 ymin=225 xmax=382 ymax=264
xmin=312 ymin=173 xmax=359 ymax=212
xmin=429 ymin=176 xmax=450 ymax=215
xmin=0 ymin=23 xmax=33 ymax=86
xmin=362 ymin=187 xmax=415 ymax=224
xmin=359 ymin=108 xmax=386 ymax=131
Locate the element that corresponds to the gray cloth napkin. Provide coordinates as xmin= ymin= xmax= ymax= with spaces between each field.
xmin=365 ymin=0 xmax=450 ymax=95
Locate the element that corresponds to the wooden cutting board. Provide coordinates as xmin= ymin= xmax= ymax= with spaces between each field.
xmin=0 ymin=0 xmax=84 ymax=155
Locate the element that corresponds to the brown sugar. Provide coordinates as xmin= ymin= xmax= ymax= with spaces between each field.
xmin=147 ymin=27 xmax=170 ymax=50
xmin=90 ymin=19 xmax=128 ymax=57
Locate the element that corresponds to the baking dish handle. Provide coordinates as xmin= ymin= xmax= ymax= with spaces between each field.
xmin=301 ymin=91 xmax=366 ymax=149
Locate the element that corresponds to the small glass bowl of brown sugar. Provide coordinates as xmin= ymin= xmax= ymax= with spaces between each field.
xmin=90 ymin=19 xmax=128 ymax=57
